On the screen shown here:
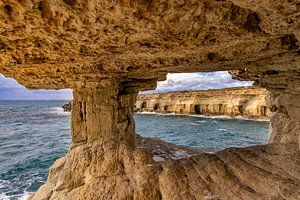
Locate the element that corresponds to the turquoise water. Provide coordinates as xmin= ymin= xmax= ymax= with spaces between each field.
xmin=0 ymin=101 xmax=269 ymax=199
xmin=135 ymin=113 xmax=269 ymax=150
xmin=0 ymin=101 xmax=71 ymax=200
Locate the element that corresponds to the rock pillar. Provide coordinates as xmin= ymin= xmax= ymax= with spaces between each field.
xmin=30 ymin=80 xmax=149 ymax=199
xmin=70 ymin=80 xmax=138 ymax=175
xmin=266 ymin=89 xmax=300 ymax=145
xmin=72 ymin=80 xmax=136 ymax=144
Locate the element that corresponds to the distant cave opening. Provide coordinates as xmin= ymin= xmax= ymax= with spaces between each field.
xmin=219 ymin=104 xmax=224 ymax=114
xmin=141 ymin=102 xmax=147 ymax=109
xmin=194 ymin=104 xmax=201 ymax=114
xmin=153 ymin=103 xmax=160 ymax=112
xmin=238 ymin=105 xmax=243 ymax=114
xmin=164 ymin=105 xmax=169 ymax=112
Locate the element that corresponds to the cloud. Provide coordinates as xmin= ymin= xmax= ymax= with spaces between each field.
xmin=0 ymin=71 xmax=253 ymax=99
xmin=142 ymin=71 xmax=253 ymax=93
xmin=0 ymin=88 xmax=73 ymax=100
xmin=0 ymin=74 xmax=72 ymax=100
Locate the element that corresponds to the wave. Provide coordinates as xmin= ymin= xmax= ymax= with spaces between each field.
xmin=0 ymin=193 xmax=9 ymax=200
xmin=136 ymin=111 xmax=157 ymax=115
xmin=136 ymin=111 xmax=176 ymax=116
xmin=0 ymin=192 xmax=32 ymax=200
xmin=46 ymin=107 xmax=71 ymax=116
xmin=234 ymin=116 xmax=269 ymax=122
xmin=189 ymin=115 xmax=233 ymax=119
xmin=136 ymin=112 xmax=269 ymax=122
xmin=19 ymin=192 xmax=32 ymax=200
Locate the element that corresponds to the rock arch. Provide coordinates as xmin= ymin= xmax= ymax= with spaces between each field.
xmin=0 ymin=0 xmax=299 ymax=199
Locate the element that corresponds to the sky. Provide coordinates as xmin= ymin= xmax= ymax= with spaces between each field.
xmin=0 ymin=71 xmax=253 ymax=100
xmin=0 ymin=74 xmax=73 ymax=100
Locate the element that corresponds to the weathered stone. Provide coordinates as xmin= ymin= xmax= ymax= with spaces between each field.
xmin=0 ymin=0 xmax=299 ymax=199
xmin=136 ymin=87 xmax=270 ymax=119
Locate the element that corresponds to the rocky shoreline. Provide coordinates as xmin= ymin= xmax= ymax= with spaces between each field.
xmin=63 ymin=87 xmax=270 ymax=120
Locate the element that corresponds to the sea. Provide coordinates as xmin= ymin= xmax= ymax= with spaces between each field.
xmin=0 ymin=100 xmax=269 ymax=200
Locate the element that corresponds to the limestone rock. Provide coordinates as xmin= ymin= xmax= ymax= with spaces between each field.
xmin=0 ymin=0 xmax=299 ymax=199
xmin=0 ymin=0 xmax=299 ymax=90
xmin=136 ymin=87 xmax=270 ymax=119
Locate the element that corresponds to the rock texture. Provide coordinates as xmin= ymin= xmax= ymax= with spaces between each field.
xmin=136 ymin=87 xmax=270 ymax=119
xmin=0 ymin=0 xmax=299 ymax=199
xmin=62 ymin=101 xmax=72 ymax=112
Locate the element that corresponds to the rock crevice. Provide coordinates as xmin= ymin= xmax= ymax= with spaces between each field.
xmin=0 ymin=0 xmax=299 ymax=199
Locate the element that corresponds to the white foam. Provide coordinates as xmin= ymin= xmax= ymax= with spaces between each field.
xmin=235 ymin=116 xmax=269 ymax=122
xmin=18 ymin=192 xmax=32 ymax=200
xmin=196 ymin=120 xmax=207 ymax=124
xmin=138 ymin=112 xmax=234 ymax=119
xmin=0 ymin=194 xmax=9 ymax=200
xmin=137 ymin=112 xmax=269 ymax=122
xmin=190 ymin=115 xmax=233 ymax=119
xmin=0 ymin=192 xmax=33 ymax=200
xmin=136 ymin=111 xmax=157 ymax=115
xmin=47 ymin=107 xmax=71 ymax=116
xmin=0 ymin=179 xmax=9 ymax=189
xmin=137 ymin=111 xmax=176 ymax=116
xmin=160 ymin=112 xmax=176 ymax=116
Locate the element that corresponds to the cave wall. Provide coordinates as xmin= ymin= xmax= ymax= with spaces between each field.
xmin=0 ymin=0 xmax=299 ymax=199
xmin=136 ymin=87 xmax=270 ymax=119
xmin=29 ymin=79 xmax=300 ymax=200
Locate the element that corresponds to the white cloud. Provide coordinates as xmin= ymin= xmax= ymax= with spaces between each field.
xmin=0 ymin=71 xmax=253 ymax=99
xmin=142 ymin=71 xmax=253 ymax=93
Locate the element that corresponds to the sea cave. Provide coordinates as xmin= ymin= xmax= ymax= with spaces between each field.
xmin=0 ymin=0 xmax=299 ymax=199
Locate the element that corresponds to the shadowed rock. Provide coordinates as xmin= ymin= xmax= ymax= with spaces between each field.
xmin=0 ymin=0 xmax=299 ymax=199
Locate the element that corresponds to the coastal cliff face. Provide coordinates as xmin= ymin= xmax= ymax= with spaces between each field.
xmin=0 ymin=0 xmax=299 ymax=199
xmin=136 ymin=87 xmax=269 ymax=119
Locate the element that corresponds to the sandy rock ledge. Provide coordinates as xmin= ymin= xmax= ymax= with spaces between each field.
xmin=0 ymin=0 xmax=299 ymax=199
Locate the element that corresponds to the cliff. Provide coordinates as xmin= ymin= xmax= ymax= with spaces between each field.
xmin=136 ymin=87 xmax=270 ymax=119
xmin=0 ymin=0 xmax=299 ymax=199
xmin=64 ymin=87 xmax=270 ymax=119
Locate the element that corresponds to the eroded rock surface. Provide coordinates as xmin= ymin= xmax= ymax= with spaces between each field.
xmin=62 ymin=101 xmax=72 ymax=112
xmin=0 ymin=0 xmax=299 ymax=89
xmin=136 ymin=87 xmax=269 ymax=119
xmin=0 ymin=0 xmax=299 ymax=199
